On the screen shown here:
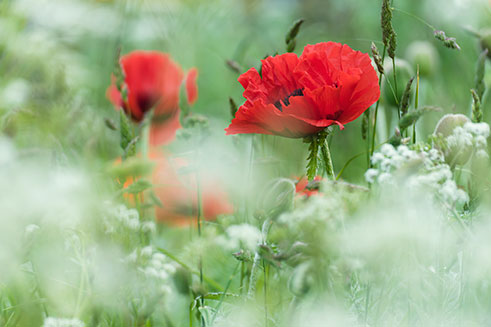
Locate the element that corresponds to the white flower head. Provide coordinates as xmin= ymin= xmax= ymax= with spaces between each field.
xmin=365 ymin=168 xmax=379 ymax=184
xmin=224 ymin=224 xmax=262 ymax=252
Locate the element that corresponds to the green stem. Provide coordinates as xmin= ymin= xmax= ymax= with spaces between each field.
xmin=245 ymin=136 xmax=255 ymax=221
xmin=320 ymin=136 xmax=335 ymax=180
xmin=239 ymin=261 xmax=245 ymax=295
xmin=263 ymin=260 xmax=268 ymax=327
xmin=413 ymin=65 xmax=420 ymax=143
xmin=212 ymin=262 xmax=240 ymax=323
xmin=196 ymin=169 xmax=205 ymax=327
xmin=370 ymin=45 xmax=387 ymax=161
xmin=157 ymin=247 xmax=224 ymax=292
xmin=392 ymin=7 xmax=436 ymax=31
xmin=392 ymin=58 xmax=399 ymax=119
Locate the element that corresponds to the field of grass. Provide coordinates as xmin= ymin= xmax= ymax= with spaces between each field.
xmin=0 ymin=0 xmax=490 ymax=326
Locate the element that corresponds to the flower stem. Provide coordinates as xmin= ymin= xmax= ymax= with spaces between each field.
xmin=370 ymin=44 xmax=387 ymax=161
xmin=413 ymin=65 xmax=420 ymax=143
xmin=320 ymin=136 xmax=335 ymax=180
xmin=263 ymin=260 xmax=269 ymax=327
xmin=392 ymin=58 xmax=399 ymax=119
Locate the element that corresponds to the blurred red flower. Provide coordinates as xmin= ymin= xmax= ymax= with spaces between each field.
xmin=150 ymin=151 xmax=233 ymax=226
xmin=295 ymin=176 xmax=322 ymax=197
xmin=107 ymin=51 xmax=198 ymax=146
xmin=116 ymin=150 xmax=233 ymax=226
xmin=225 ymin=42 xmax=379 ymax=137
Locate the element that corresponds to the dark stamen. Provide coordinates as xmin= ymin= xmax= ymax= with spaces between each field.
xmin=273 ymin=88 xmax=303 ymax=111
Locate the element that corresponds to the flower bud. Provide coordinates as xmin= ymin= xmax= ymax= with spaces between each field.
xmin=258 ymin=178 xmax=296 ymax=218
xmin=405 ymin=41 xmax=439 ymax=77
xmin=479 ymin=28 xmax=491 ymax=58
xmin=382 ymin=59 xmax=414 ymax=107
xmin=173 ymin=266 xmax=191 ymax=294
xmin=288 ymin=261 xmax=314 ymax=296
xmin=433 ymin=114 xmax=472 ymax=166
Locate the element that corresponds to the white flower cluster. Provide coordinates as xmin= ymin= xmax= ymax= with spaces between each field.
xmin=279 ymin=189 xmax=347 ymax=226
xmin=217 ymin=224 xmax=262 ymax=252
xmin=104 ymin=204 xmax=156 ymax=234
xmin=447 ymin=122 xmax=490 ymax=159
xmin=126 ymin=246 xmax=176 ymax=295
xmin=43 ymin=317 xmax=85 ymax=327
xmin=365 ymin=144 xmax=468 ymax=205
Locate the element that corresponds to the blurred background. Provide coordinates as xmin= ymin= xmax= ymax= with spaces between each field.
xmin=0 ymin=0 xmax=489 ymax=183
xmin=0 ymin=1 xmax=490 ymax=326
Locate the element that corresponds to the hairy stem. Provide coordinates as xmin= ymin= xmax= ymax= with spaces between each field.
xmin=320 ymin=136 xmax=335 ymax=180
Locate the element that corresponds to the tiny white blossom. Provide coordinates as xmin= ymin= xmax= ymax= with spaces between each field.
xmin=380 ymin=144 xmax=397 ymax=157
xmin=141 ymin=221 xmax=156 ymax=233
xmin=364 ymin=169 xmax=379 ymax=184
xmin=140 ymin=246 xmax=153 ymax=258
xmin=464 ymin=122 xmax=490 ymax=137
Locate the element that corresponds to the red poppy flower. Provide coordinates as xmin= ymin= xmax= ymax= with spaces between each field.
xmin=295 ymin=176 xmax=322 ymax=197
xmin=225 ymin=42 xmax=380 ymax=138
xmin=150 ymin=151 xmax=233 ymax=226
xmin=107 ymin=51 xmax=198 ymax=146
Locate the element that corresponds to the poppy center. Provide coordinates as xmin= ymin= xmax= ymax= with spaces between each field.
xmin=274 ymin=88 xmax=303 ymax=111
xmin=137 ymin=92 xmax=161 ymax=113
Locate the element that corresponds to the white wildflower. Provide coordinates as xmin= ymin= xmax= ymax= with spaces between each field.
xmin=380 ymin=143 xmax=397 ymax=157
xmin=43 ymin=317 xmax=85 ymax=327
xmin=464 ymin=122 xmax=490 ymax=138
xmin=364 ymin=169 xmax=379 ymax=184
xmin=141 ymin=221 xmax=156 ymax=233
xmin=221 ymin=224 xmax=262 ymax=252
xmin=140 ymin=246 xmax=153 ymax=258
xmin=371 ymin=152 xmax=385 ymax=165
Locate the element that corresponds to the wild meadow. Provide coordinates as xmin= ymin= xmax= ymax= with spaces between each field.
xmin=0 ymin=0 xmax=490 ymax=326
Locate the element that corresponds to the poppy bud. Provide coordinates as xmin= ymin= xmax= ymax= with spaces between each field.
xmin=383 ymin=59 xmax=414 ymax=107
xmin=173 ymin=266 xmax=191 ymax=294
xmin=225 ymin=59 xmax=242 ymax=74
xmin=479 ymin=29 xmax=491 ymax=59
xmin=405 ymin=41 xmax=439 ymax=77
xmin=474 ymin=48 xmax=488 ymax=103
xmin=285 ymin=19 xmax=304 ymax=53
xmin=399 ymin=76 xmax=415 ymax=116
xmin=433 ymin=114 xmax=472 ymax=166
xmin=258 ymin=178 xmax=296 ymax=218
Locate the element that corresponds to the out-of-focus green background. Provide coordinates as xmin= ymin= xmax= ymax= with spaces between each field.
xmin=0 ymin=0 xmax=489 ymax=182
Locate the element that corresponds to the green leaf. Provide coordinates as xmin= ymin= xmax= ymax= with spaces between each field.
xmin=123 ymin=179 xmax=153 ymax=194
xmin=108 ymin=157 xmax=155 ymax=181
xmin=148 ymin=190 xmax=164 ymax=208
xmin=120 ymin=110 xmax=136 ymax=159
